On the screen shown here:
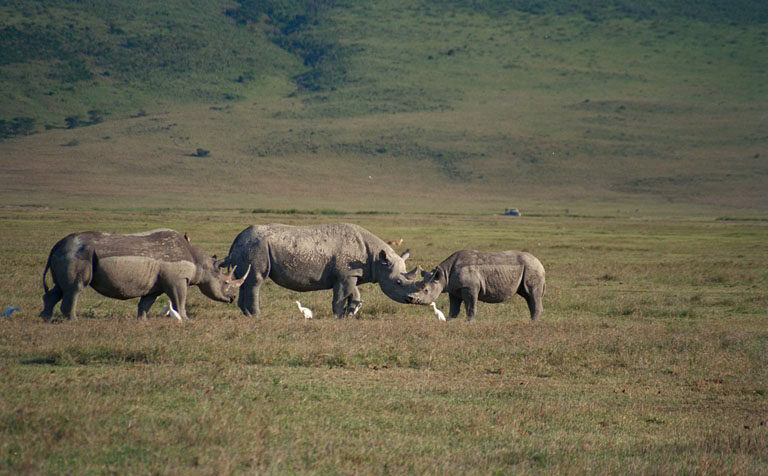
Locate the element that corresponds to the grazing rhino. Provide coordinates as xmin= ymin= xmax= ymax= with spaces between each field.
xmin=223 ymin=223 xmax=418 ymax=318
xmin=40 ymin=229 xmax=249 ymax=321
xmin=405 ymin=250 xmax=545 ymax=321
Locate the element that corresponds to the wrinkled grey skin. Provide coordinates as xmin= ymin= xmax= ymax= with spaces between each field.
xmin=405 ymin=250 xmax=546 ymax=321
xmin=223 ymin=223 xmax=417 ymax=318
xmin=40 ymin=229 xmax=248 ymax=321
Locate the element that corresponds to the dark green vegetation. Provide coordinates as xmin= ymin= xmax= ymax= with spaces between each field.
xmin=1 ymin=209 xmax=766 ymax=473
xmin=0 ymin=0 xmax=296 ymax=127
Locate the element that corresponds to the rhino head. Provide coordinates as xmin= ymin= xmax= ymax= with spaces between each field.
xmin=404 ymin=266 xmax=446 ymax=305
xmin=373 ymin=248 xmax=422 ymax=303
xmin=199 ymin=257 xmax=250 ymax=303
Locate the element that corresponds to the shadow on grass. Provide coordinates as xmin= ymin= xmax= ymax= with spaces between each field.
xmin=20 ymin=346 xmax=161 ymax=366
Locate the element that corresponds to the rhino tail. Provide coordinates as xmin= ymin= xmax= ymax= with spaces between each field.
xmin=42 ymin=249 xmax=53 ymax=293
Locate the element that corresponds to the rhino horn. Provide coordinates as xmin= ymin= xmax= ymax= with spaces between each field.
xmin=230 ymin=265 xmax=251 ymax=286
xmin=404 ymin=265 xmax=423 ymax=279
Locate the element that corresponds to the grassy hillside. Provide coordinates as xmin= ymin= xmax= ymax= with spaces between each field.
xmin=0 ymin=0 xmax=766 ymax=214
xmin=0 ymin=0 xmax=299 ymax=127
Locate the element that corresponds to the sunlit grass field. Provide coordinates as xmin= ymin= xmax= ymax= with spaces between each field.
xmin=1 ymin=208 xmax=765 ymax=473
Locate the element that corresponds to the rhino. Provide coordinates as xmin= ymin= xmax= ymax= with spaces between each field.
xmin=223 ymin=223 xmax=417 ymax=318
xmin=405 ymin=250 xmax=545 ymax=321
xmin=40 ymin=229 xmax=249 ymax=321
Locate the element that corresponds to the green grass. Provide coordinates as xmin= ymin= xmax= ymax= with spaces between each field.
xmin=0 ymin=209 xmax=766 ymax=473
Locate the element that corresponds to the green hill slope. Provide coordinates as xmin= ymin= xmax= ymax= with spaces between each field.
xmin=1 ymin=0 xmax=766 ymax=215
xmin=0 ymin=0 xmax=300 ymax=128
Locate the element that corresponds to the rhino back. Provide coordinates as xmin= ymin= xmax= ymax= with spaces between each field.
xmin=88 ymin=229 xmax=194 ymax=262
xmin=238 ymin=223 xmax=374 ymax=289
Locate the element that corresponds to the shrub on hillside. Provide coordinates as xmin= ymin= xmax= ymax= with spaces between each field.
xmin=0 ymin=117 xmax=36 ymax=139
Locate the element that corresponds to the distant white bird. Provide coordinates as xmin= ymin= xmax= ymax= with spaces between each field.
xmin=161 ymin=300 xmax=182 ymax=321
xmin=295 ymin=300 xmax=313 ymax=319
xmin=1 ymin=306 xmax=19 ymax=317
xmin=430 ymin=302 xmax=446 ymax=322
xmin=349 ymin=300 xmax=363 ymax=316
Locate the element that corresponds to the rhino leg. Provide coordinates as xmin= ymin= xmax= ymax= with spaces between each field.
xmin=238 ymin=274 xmax=263 ymax=317
xmin=41 ymin=285 xmax=63 ymax=321
xmin=332 ymin=277 xmax=359 ymax=318
xmin=519 ymin=276 xmax=545 ymax=321
xmin=448 ymin=294 xmax=462 ymax=319
xmin=461 ymin=288 xmax=479 ymax=321
xmin=165 ymin=281 xmax=188 ymax=320
xmin=54 ymin=252 xmax=92 ymax=320
xmin=137 ymin=293 xmax=160 ymax=320
xmin=60 ymin=286 xmax=83 ymax=320
xmin=343 ymin=286 xmax=362 ymax=317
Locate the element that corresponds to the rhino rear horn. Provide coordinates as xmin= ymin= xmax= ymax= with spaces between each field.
xmin=405 ymin=265 xmax=423 ymax=279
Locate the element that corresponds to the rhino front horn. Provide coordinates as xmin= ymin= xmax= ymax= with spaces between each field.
xmin=231 ymin=265 xmax=251 ymax=286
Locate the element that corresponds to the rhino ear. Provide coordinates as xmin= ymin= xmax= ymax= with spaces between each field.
xmin=400 ymin=249 xmax=410 ymax=261
xmin=421 ymin=267 xmax=432 ymax=279
xmin=378 ymin=250 xmax=389 ymax=265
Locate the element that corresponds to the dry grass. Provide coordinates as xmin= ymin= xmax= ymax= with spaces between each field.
xmin=0 ymin=209 xmax=766 ymax=473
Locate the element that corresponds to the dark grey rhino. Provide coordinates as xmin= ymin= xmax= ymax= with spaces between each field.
xmin=40 ymin=229 xmax=249 ymax=321
xmin=223 ymin=223 xmax=417 ymax=318
xmin=405 ymin=250 xmax=545 ymax=321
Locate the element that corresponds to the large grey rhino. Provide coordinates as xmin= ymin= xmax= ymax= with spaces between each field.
xmin=405 ymin=250 xmax=545 ymax=321
xmin=223 ymin=223 xmax=416 ymax=318
xmin=40 ymin=229 xmax=249 ymax=321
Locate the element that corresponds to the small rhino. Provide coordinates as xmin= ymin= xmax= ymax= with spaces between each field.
xmin=405 ymin=250 xmax=545 ymax=321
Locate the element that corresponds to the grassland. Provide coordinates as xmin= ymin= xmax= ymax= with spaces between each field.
xmin=0 ymin=209 xmax=766 ymax=474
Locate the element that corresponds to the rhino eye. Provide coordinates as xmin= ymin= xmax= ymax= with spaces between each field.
xmin=396 ymin=279 xmax=403 ymax=286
